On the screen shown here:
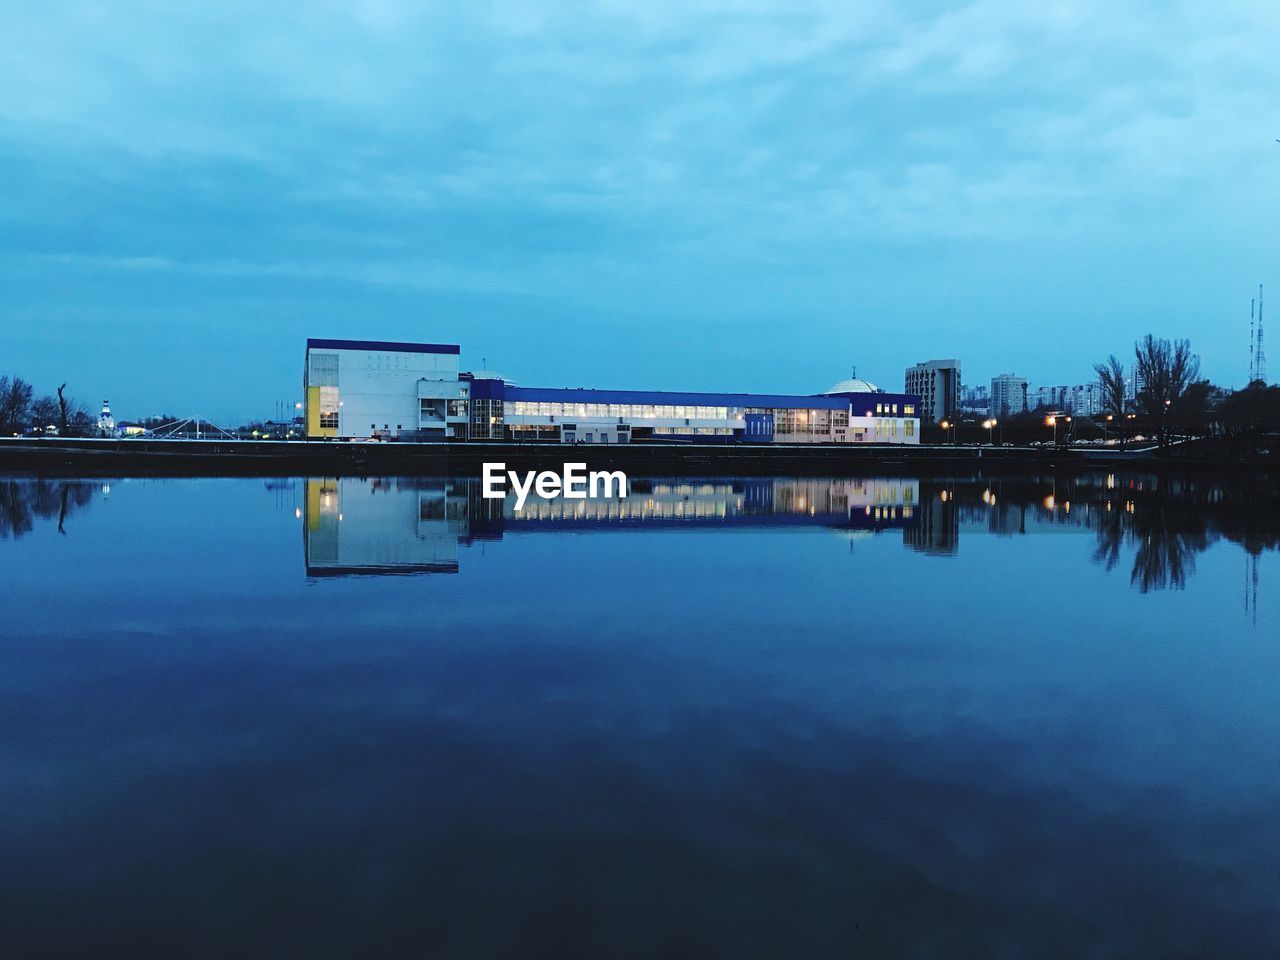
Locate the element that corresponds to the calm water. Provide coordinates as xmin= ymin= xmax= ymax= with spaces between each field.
xmin=2 ymin=472 xmax=1278 ymax=958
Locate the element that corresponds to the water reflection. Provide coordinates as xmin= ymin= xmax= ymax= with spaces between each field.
xmin=5 ymin=473 xmax=1276 ymax=596
xmin=301 ymin=477 xmax=920 ymax=576
xmin=2 ymin=470 xmax=1279 ymax=954
xmin=296 ymin=474 xmax=1279 ymax=596
xmin=0 ymin=478 xmax=98 ymax=539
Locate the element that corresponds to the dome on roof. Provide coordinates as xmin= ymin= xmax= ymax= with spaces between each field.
xmin=822 ymin=377 xmax=880 ymax=395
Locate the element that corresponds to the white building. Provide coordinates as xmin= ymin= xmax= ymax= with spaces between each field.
xmin=304 ymin=339 xmax=923 ymax=444
xmin=904 ymin=359 xmax=961 ymax=423
xmin=304 ymin=338 xmax=469 ymax=440
xmin=97 ymin=400 xmax=115 ymax=436
xmin=990 ymin=374 xmax=1028 ymax=417
xmin=1033 ymin=383 xmax=1103 ymax=415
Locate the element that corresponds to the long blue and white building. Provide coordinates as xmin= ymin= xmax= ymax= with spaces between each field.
xmin=304 ymin=338 xmax=921 ymax=444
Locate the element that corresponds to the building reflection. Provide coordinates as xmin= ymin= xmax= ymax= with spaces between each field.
xmin=297 ymin=472 xmax=1280 ymax=591
xmin=299 ymin=471 xmax=1280 ymax=599
xmin=0 ymin=473 xmax=1273 ymax=598
xmin=301 ymin=477 xmax=920 ymax=576
xmin=304 ymin=478 xmax=465 ymax=575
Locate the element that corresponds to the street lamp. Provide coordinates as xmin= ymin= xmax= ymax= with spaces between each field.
xmin=1045 ymin=413 xmax=1069 ymax=445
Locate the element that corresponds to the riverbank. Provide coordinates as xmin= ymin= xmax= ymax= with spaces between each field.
xmin=0 ymin=436 xmax=1271 ymax=478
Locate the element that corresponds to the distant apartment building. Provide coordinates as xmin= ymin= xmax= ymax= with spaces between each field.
xmin=904 ymin=359 xmax=961 ymax=423
xmin=1032 ymin=383 xmax=1102 ymax=416
xmin=990 ymin=374 xmax=1028 ymax=417
xmin=1127 ymin=366 xmax=1145 ymax=404
xmin=959 ymin=384 xmax=989 ymax=414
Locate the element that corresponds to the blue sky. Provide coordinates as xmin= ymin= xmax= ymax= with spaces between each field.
xmin=2 ymin=1 xmax=1278 ymax=423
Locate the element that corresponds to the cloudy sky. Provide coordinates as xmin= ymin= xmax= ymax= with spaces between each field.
xmin=2 ymin=1 xmax=1278 ymax=421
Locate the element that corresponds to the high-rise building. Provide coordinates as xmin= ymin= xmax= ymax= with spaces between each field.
xmin=959 ymin=384 xmax=989 ymax=414
xmin=1031 ymin=383 xmax=1102 ymax=415
xmin=1073 ymin=382 xmax=1102 ymax=415
xmin=990 ymin=374 xmax=1028 ymax=417
xmin=904 ymin=359 xmax=961 ymax=423
xmin=1127 ymin=366 xmax=1145 ymax=404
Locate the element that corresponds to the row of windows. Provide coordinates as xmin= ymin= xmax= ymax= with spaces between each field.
xmin=509 ymin=401 xmax=732 ymax=420
xmin=653 ymin=427 xmax=735 ymax=435
xmin=507 ymin=401 xmax=895 ymax=422
xmin=873 ymin=402 xmax=915 ymax=416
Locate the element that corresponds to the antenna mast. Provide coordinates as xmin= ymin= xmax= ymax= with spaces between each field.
xmin=1250 ymin=298 xmax=1256 ymax=383
xmin=1260 ymin=284 xmax=1268 ymax=385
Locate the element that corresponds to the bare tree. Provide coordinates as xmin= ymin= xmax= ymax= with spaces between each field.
xmin=55 ymin=383 xmax=91 ymax=437
xmin=1093 ymin=354 xmax=1128 ymax=448
xmin=0 ymin=376 xmax=34 ymax=435
xmin=31 ymin=396 xmax=60 ymax=432
xmin=1134 ymin=336 xmax=1200 ymax=449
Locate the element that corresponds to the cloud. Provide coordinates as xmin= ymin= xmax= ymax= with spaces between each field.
xmin=1 ymin=0 xmax=1279 ymax=411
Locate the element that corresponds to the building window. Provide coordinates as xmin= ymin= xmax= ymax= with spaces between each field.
xmin=319 ymin=412 xmax=339 ymax=429
xmin=308 ymin=353 xmax=338 ymax=387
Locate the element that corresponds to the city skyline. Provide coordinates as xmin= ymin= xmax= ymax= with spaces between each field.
xmin=3 ymin=2 xmax=1278 ymax=423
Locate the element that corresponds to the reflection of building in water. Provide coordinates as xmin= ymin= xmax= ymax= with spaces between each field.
xmin=304 ymin=478 xmax=465 ymax=575
xmin=302 ymin=477 xmax=919 ymax=575
xmin=903 ymin=485 xmax=958 ymax=555
xmin=503 ymin=478 xmax=917 ymax=529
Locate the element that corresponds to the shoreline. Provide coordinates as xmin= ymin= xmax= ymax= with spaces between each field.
xmin=0 ymin=437 xmax=1271 ymax=478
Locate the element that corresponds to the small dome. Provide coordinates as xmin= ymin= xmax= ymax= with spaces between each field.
xmin=823 ymin=378 xmax=880 ymax=395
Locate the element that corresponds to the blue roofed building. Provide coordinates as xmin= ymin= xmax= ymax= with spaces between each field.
xmin=304 ymin=339 xmax=920 ymax=445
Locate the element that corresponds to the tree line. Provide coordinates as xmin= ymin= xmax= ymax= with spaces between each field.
xmin=0 ymin=375 xmax=94 ymax=436
xmin=1092 ymin=335 xmax=1280 ymax=451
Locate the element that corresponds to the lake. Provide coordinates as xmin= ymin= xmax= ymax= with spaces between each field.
xmin=1 ymin=472 xmax=1277 ymax=957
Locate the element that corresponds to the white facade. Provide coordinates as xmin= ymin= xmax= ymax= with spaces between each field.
xmin=303 ymin=339 xmax=921 ymax=445
xmin=990 ymin=374 xmax=1029 ymax=417
xmin=305 ymin=339 xmax=467 ymax=440
xmin=502 ymin=392 xmax=920 ymax=445
xmin=1032 ymin=383 xmax=1103 ymax=415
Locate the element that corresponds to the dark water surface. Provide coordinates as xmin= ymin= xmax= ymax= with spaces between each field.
xmin=2 ymin=472 xmax=1278 ymax=958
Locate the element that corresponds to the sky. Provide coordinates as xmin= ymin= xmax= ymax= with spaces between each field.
xmin=2 ymin=1 xmax=1279 ymax=423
